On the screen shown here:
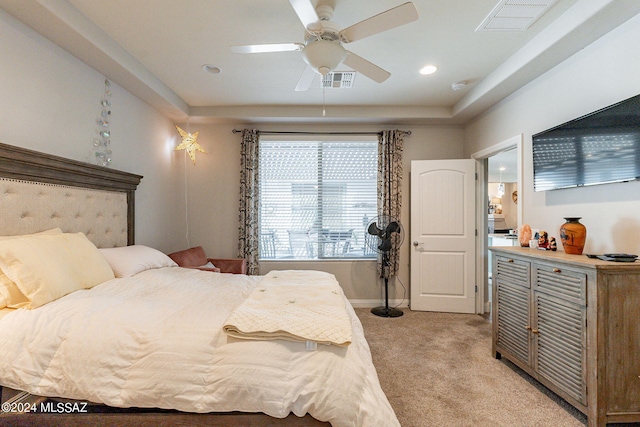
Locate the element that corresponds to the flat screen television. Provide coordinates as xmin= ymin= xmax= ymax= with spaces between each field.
xmin=532 ymin=94 xmax=640 ymax=191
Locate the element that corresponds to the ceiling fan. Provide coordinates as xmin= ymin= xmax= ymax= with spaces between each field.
xmin=231 ymin=0 xmax=419 ymax=91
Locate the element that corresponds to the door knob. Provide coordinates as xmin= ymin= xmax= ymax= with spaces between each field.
xmin=413 ymin=241 xmax=419 ymax=246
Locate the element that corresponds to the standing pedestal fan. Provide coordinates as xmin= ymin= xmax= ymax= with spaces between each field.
xmin=366 ymin=215 xmax=404 ymax=317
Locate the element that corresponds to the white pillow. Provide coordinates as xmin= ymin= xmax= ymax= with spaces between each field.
xmin=99 ymin=245 xmax=177 ymax=278
xmin=0 ymin=231 xmax=115 ymax=309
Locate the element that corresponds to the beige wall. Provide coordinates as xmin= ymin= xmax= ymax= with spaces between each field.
xmin=465 ymin=14 xmax=640 ymax=256
xmin=0 ymin=8 xmax=465 ymax=303
xmin=178 ymin=123 xmax=464 ymax=302
xmin=10 ymin=6 xmax=639 ymax=303
xmin=0 ymin=10 xmax=182 ymax=251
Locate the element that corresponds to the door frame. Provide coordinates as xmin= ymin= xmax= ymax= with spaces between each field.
xmin=471 ymin=134 xmax=523 ymax=314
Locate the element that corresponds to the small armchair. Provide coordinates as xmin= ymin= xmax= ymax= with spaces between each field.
xmin=167 ymin=246 xmax=247 ymax=274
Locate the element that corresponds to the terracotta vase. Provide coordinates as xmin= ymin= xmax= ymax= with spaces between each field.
xmin=559 ymin=217 xmax=587 ymax=255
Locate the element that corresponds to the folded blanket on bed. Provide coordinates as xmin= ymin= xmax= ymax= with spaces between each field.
xmin=223 ymin=270 xmax=352 ymax=347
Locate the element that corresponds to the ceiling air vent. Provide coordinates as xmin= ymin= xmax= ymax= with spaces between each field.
xmin=322 ymin=71 xmax=355 ymax=89
xmin=476 ymin=0 xmax=559 ymax=32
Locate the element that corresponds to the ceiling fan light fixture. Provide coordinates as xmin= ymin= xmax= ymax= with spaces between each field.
xmin=301 ymin=40 xmax=346 ymax=76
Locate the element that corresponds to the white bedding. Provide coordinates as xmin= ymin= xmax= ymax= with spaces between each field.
xmin=0 ymin=267 xmax=399 ymax=426
xmin=223 ymin=270 xmax=353 ymax=347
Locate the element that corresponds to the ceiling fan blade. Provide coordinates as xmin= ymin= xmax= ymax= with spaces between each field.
xmin=231 ymin=43 xmax=303 ymax=54
xmin=288 ymin=0 xmax=319 ymax=29
xmin=339 ymin=2 xmax=419 ymax=43
xmin=343 ymin=52 xmax=390 ymax=83
xmin=295 ymin=64 xmax=316 ymax=91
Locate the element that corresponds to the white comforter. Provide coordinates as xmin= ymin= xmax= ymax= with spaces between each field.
xmin=0 ymin=267 xmax=399 ymax=427
xmin=223 ymin=270 xmax=353 ymax=346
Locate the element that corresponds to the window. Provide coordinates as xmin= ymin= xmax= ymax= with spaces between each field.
xmin=259 ymin=138 xmax=378 ymax=260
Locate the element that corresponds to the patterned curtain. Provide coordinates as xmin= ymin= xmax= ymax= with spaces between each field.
xmin=238 ymin=129 xmax=260 ymax=275
xmin=377 ymin=130 xmax=406 ymax=278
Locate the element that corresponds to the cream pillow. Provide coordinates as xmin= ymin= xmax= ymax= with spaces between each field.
xmin=0 ymin=271 xmax=30 ymax=309
xmin=99 ymin=245 xmax=177 ymax=278
xmin=0 ymin=232 xmax=115 ymax=309
xmin=0 ymin=228 xmax=62 ymax=308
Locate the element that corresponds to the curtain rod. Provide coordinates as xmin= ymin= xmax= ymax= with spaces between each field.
xmin=231 ymin=129 xmax=411 ymax=136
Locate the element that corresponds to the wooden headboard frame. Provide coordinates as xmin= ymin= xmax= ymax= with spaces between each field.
xmin=0 ymin=142 xmax=142 ymax=245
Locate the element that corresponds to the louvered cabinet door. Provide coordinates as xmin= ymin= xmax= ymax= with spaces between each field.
xmin=533 ymin=292 xmax=587 ymax=405
xmin=532 ymin=262 xmax=587 ymax=405
xmin=494 ymin=256 xmax=531 ymax=365
xmin=496 ymin=281 xmax=531 ymax=364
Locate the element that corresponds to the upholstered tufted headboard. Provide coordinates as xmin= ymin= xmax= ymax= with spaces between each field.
xmin=0 ymin=142 xmax=142 ymax=248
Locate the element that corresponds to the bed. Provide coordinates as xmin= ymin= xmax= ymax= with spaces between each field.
xmin=0 ymin=142 xmax=399 ymax=426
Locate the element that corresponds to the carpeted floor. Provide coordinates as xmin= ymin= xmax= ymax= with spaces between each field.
xmin=355 ymin=307 xmax=588 ymax=427
xmin=3 ymin=308 xmax=629 ymax=427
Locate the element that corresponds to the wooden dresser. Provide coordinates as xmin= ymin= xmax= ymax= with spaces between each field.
xmin=489 ymin=247 xmax=640 ymax=427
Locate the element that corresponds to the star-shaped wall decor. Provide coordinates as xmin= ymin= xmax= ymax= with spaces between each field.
xmin=175 ymin=125 xmax=206 ymax=164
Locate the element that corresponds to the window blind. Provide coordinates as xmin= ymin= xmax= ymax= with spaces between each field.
xmin=259 ymin=139 xmax=378 ymax=260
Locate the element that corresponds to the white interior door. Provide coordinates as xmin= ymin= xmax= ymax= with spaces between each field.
xmin=410 ymin=159 xmax=477 ymax=313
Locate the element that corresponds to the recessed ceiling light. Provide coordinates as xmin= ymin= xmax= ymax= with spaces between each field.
xmin=420 ymin=65 xmax=438 ymax=75
xmin=202 ymin=64 xmax=221 ymax=74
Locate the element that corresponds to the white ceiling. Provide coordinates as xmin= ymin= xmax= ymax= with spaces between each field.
xmin=1 ymin=0 xmax=639 ymax=125
xmin=488 ymin=148 xmax=518 ymax=183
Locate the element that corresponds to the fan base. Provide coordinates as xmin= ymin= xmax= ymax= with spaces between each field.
xmin=371 ymin=306 xmax=404 ymax=318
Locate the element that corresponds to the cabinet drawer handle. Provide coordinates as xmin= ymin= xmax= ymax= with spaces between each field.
xmin=525 ymin=325 xmax=532 ymax=330
xmin=553 ymin=268 xmax=561 ymax=273
xmin=531 ymin=329 xmax=540 ymax=334
xmin=507 ymin=259 xmax=514 ymax=263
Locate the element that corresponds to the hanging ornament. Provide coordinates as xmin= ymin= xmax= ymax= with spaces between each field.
xmin=91 ymin=79 xmax=113 ymax=167
xmin=175 ymin=124 xmax=206 ymax=164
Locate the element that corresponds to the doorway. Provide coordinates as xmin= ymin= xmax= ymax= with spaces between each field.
xmin=471 ymin=135 xmax=523 ymax=314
